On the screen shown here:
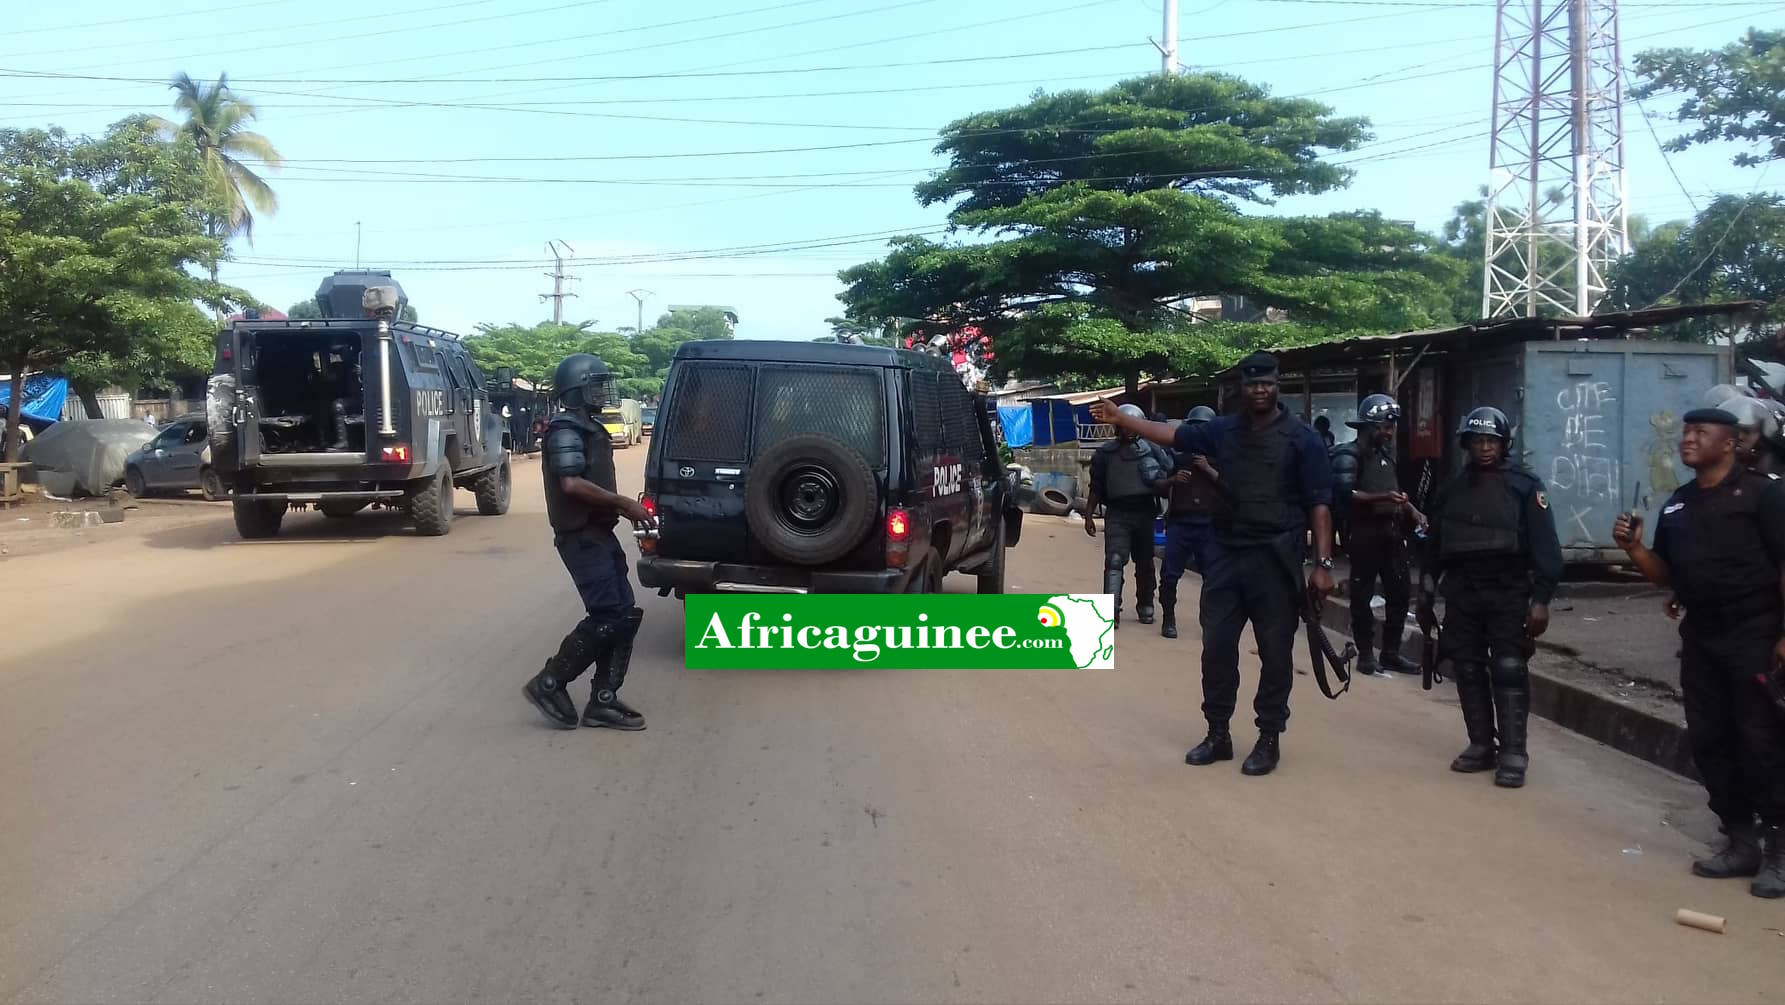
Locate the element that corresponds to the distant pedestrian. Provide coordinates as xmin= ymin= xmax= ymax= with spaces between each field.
xmin=1086 ymin=404 xmax=1172 ymax=628
xmin=1614 ymin=407 xmax=1785 ymax=899
xmin=1313 ymin=415 xmax=1336 ymax=450
xmin=1419 ymin=406 xmax=1561 ymax=789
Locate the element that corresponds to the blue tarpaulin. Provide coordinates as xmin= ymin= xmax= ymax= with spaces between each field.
xmin=997 ymin=405 xmax=1033 ymax=447
xmin=1030 ymin=399 xmax=1086 ymax=446
xmin=0 ymin=374 xmax=68 ymax=425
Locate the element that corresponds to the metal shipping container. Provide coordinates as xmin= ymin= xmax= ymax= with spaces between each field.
xmin=1449 ymin=339 xmax=1730 ymax=563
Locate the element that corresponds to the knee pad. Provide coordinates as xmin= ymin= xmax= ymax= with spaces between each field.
xmin=620 ymin=607 xmax=644 ymax=639
xmin=572 ymin=615 xmax=622 ymax=655
xmin=1490 ymin=655 xmax=1528 ymax=689
xmin=1452 ymin=661 xmax=1489 ymax=685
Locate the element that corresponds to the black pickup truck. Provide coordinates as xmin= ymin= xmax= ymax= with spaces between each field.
xmin=636 ymin=340 xmax=1021 ymax=595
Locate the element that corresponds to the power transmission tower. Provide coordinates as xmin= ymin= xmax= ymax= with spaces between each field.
xmin=1482 ymin=0 xmax=1629 ymax=318
xmin=540 ymin=240 xmax=579 ymax=324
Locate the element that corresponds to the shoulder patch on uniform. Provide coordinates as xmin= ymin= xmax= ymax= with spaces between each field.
xmin=1664 ymin=502 xmax=1685 ymax=515
xmin=1770 ymin=473 xmax=1780 ymax=481
xmin=1535 ymin=491 xmax=1548 ymax=510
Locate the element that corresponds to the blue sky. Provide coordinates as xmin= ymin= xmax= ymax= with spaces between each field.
xmin=1 ymin=0 xmax=1776 ymax=339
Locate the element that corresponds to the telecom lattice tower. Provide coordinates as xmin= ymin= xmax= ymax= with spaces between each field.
xmin=1482 ymin=0 xmax=1630 ymax=318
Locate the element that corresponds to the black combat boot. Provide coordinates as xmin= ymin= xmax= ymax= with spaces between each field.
xmin=522 ymin=663 xmax=580 ymax=729
xmin=1241 ymin=732 xmax=1281 ymax=776
xmin=524 ymin=623 xmax=604 ymax=729
xmin=584 ymin=608 xmax=647 ymax=731
xmin=1185 ymin=725 xmax=1233 ymax=766
xmin=1492 ymin=687 xmax=1530 ymax=788
xmin=1136 ymin=587 xmax=1156 ymax=626
xmin=1352 ymin=623 xmax=1380 ymax=675
xmin=1752 ymin=826 xmax=1785 ymax=898
xmin=1450 ymin=664 xmax=1497 ymax=773
xmin=1161 ymin=605 xmax=1178 ymax=639
xmin=1377 ymin=647 xmax=1418 ymax=675
xmin=1692 ymin=820 xmax=1762 ymax=879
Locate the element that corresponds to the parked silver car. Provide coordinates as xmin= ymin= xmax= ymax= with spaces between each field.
xmin=124 ymin=416 xmax=224 ymax=500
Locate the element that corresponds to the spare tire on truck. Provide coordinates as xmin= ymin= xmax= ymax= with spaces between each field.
xmin=745 ymin=434 xmax=878 ymax=565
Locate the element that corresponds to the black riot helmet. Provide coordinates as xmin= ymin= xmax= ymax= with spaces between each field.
xmin=1456 ymin=405 xmax=1512 ymax=446
xmin=1356 ymin=393 xmax=1401 ymax=425
xmin=552 ymin=353 xmax=617 ymax=411
xmin=1185 ymin=405 xmax=1216 ymax=424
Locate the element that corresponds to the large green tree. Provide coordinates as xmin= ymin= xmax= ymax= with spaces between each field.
xmin=1608 ymin=193 xmax=1784 ymax=342
xmin=465 ymin=321 xmax=649 ymax=393
xmin=0 ymin=126 xmax=242 ymax=459
xmin=837 ymin=73 xmax=1463 ymax=392
xmin=1632 ymin=29 xmax=1784 ymax=167
xmin=150 ymin=72 xmax=283 ymax=270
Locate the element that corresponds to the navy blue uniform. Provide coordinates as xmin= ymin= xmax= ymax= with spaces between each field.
xmin=1159 ymin=449 xmax=1221 ymax=605
xmin=1174 ymin=405 xmax=1333 ymax=732
xmin=544 ymin=412 xmax=636 ymax=618
xmin=1652 ymin=468 xmax=1785 ymax=831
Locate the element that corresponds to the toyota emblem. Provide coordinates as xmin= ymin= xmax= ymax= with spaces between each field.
xmin=679 ymin=465 xmax=696 ymax=478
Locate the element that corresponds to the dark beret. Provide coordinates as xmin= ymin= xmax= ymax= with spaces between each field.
xmin=1682 ymin=407 xmax=1738 ymax=427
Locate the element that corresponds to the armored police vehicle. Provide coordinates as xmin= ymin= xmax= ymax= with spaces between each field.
xmin=207 ymin=271 xmax=511 ymax=539
xmin=637 ymin=340 xmax=1021 ymax=595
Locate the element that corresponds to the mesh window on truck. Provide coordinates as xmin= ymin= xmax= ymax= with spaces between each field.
xmin=912 ymin=371 xmax=944 ymax=452
xmin=663 ymin=363 xmax=753 ymax=462
xmin=754 ymin=365 xmax=885 ymax=466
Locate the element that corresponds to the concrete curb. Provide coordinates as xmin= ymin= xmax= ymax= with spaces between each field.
xmin=1319 ymin=593 xmax=1696 ymax=779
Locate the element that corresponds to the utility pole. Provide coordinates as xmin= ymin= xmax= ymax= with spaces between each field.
xmin=540 ymin=240 xmax=579 ymax=324
xmin=355 ymin=222 xmax=362 ymax=269
xmin=626 ymin=288 xmax=654 ymax=335
xmin=1160 ymin=0 xmax=1179 ymax=74
xmin=1481 ymin=0 xmax=1628 ymax=318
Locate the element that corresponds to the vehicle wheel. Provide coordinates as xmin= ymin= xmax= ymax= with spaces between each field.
xmin=124 ymin=466 xmax=146 ymax=497
xmin=976 ymin=521 xmax=1008 ymax=595
xmin=904 ymin=548 xmax=942 ymax=594
xmin=199 ymin=467 xmax=225 ymax=502
xmin=745 ymin=434 xmax=878 ymax=566
xmin=410 ymin=466 xmax=455 ymax=536
xmin=473 ymin=457 xmax=512 ymax=516
xmin=319 ymin=500 xmax=367 ymax=519
xmin=232 ymin=499 xmax=285 ymax=539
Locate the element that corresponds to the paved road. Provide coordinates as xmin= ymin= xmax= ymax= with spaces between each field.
xmin=2 ymin=448 xmax=1778 ymax=1003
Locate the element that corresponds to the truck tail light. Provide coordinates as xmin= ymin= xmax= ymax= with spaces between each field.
xmin=885 ymin=508 xmax=911 ymax=568
xmin=640 ymin=494 xmax=657 ymax=518
xmin=381 ymin=445 xmax=411 ymax=462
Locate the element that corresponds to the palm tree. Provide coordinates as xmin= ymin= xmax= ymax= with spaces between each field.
xmin=151 ymin=72 xmax=282 ymax=276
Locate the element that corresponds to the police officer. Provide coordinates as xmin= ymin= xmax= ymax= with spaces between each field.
xmin=1418 ymin=406 xmax=1561 ymax=789
xmin=522 ymin=353 xmax=658 ymax=732
xmin=1086 ymin=403 xmax=1173 ymax=627
xmin=1719 ymin=395 xmax=1785 ymax=476
xmin=1157 ymin=405 xmax=1221 ymax=640
xmin=1092 ymin=353 xmax=1336 ymax=776
xmin=1613 ymin=407 xmax=1785 ymax=899
xmin=1345 ymin=393 xmax=1425 ymax=676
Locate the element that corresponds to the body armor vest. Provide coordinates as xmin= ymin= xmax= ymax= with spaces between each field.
xmin=543 ymin=412 xmax=618 ymax=534
xmin=1356 ymin=446 xmax=1401 ymax=519
xmin=1223 ymin=414 xmax=1302 ymax=537
xmin=1169 ymin=451 xmax=1223 ymax=518
xmin=1101 ymin=440 xmax=1163 ymax=501
xmin=1438 ymin=469 xmax=1522 ymax=559
xmin=1329 ymin=442 xmax=1359 ymax=506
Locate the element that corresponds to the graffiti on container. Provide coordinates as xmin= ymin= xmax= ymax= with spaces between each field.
xmin=1646 ymin=410 xmax=1683 ymax=500
xmin=1550 ymin=381 xmax=1620 ymax=546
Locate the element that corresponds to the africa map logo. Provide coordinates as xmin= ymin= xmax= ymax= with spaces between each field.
xmin=1038 ymin=595 xmax=1116 ymax=669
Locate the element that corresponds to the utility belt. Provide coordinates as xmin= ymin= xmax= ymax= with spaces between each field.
xmin=1681 ymin=591 xmax=1782 ymax=635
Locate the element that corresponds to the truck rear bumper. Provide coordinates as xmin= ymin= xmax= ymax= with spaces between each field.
xmin=637 ymin=558 xmax=904 ymax=595
xmin=234 ymin=489 xmax=406 ymax=503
